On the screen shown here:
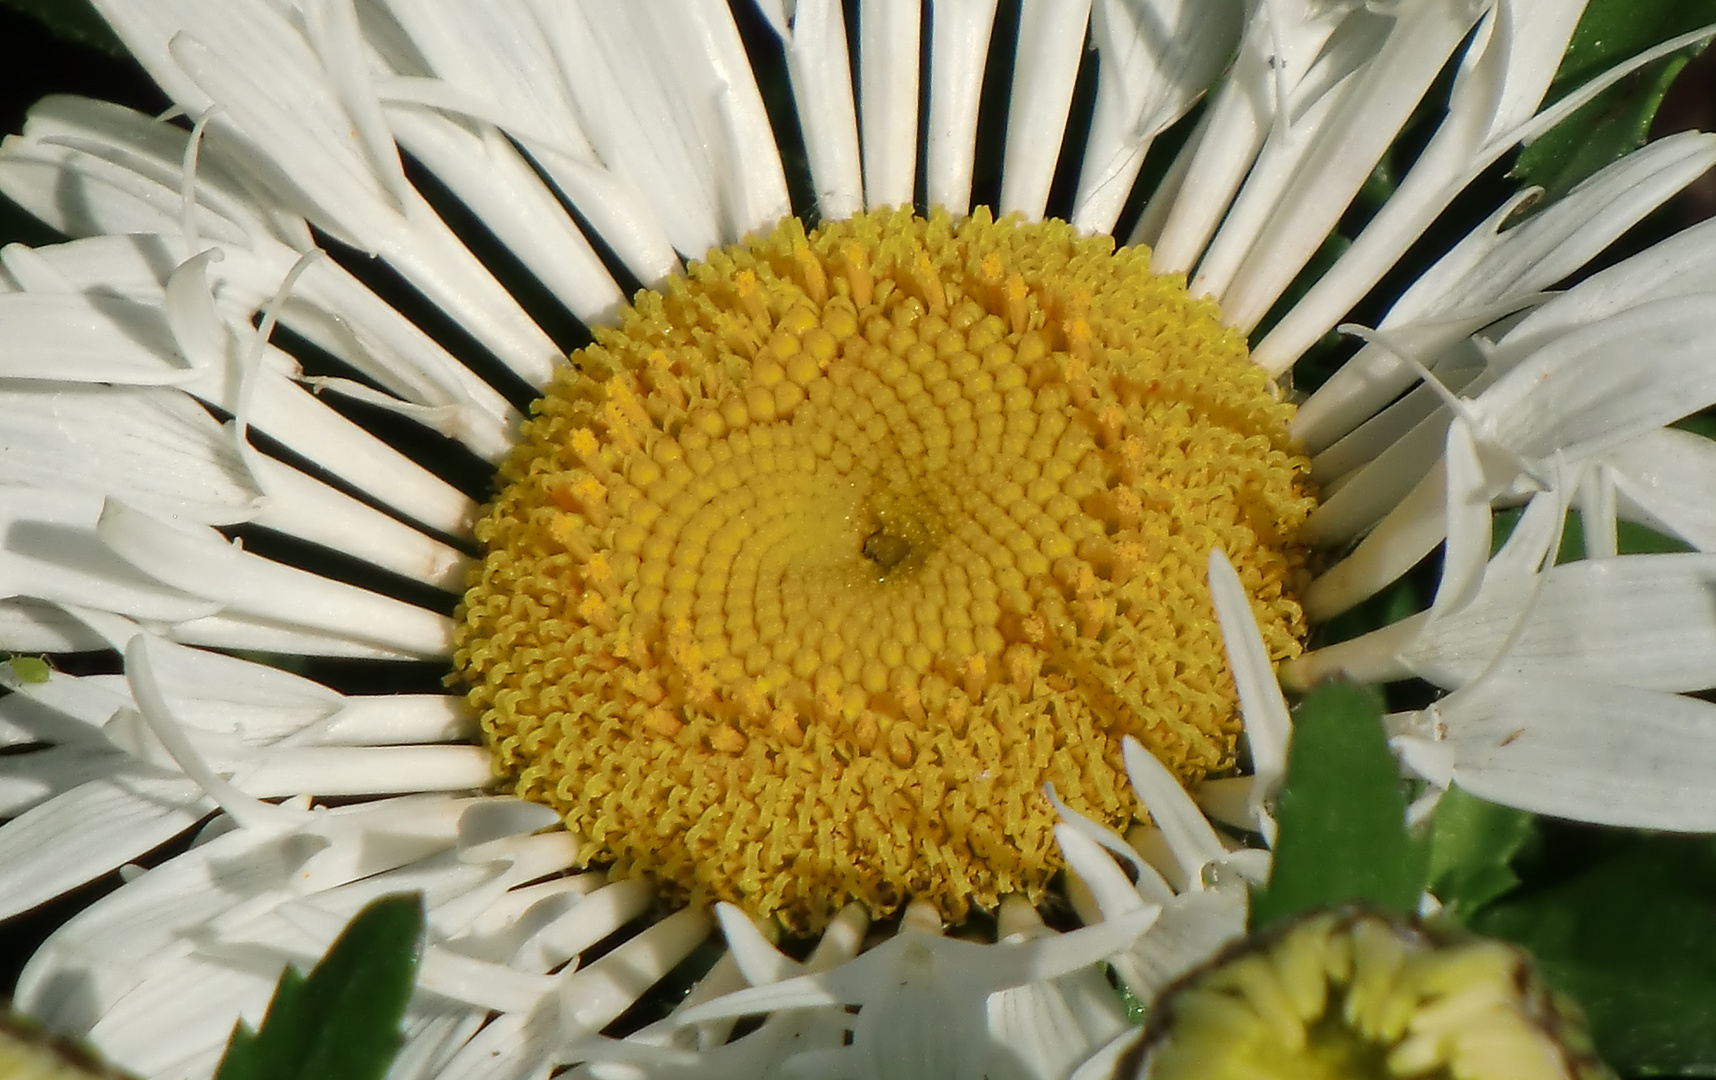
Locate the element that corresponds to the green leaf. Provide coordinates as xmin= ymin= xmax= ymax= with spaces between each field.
xmin=213 ymin=893 xmax=425 ymax=1080
xmin=1512 ymin=0 xmax=1716 ymax=204
xmin=1471 ymin=836 xmax=1716 ymax=1076
xmin=1249 ymin=681 xmax=1427 ymax=930
xmin=0 ymin=0 xmax=124 ymax=56
xmin=1426 ymin=785 xmax=1535 ymax=922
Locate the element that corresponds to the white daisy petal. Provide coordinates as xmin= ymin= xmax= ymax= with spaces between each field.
xmin=18 ymin=794 xmax=494 ymax=1029
xmin=0 ymin=150 xmax=515 ymax=460
xmin=1478 ymin=295 xmax=1716 ymax=461
xmin=96 ymin=499 xmax=453 ymax=657
xmin=0 ymin=598 xmax=111 ymax=653
xmin=984 ymin=904 xmax=1129 ymax=1080
xmin=1577 ymin=462 xmax=1619 ymax=559
xmin=0 ymin=94 xmax=282 ymax=245
xmin=1050 ymin=770 xmax=1248 ymax=1005
xmin=0 ymin=292 xmax=194 ymax=384
xmin=1049 ymin=782 xmax=1173 ymax=902
xmin=1431 ymin=676 xmax=1716 ymax=831
xmin=553 ymin=10 xmax=722 ymax=260
xmin=513 ymin=1 xmax=689 ymax=286
xmin=381 ymin=107 xmax=626 ymax=327
xmin=676 ymin=905 xmax=1156 ymax=1080
xmin=1121 ymin=736 xmax=1227 ymax=884
xmin=1110 ymin=890 xmax=1247 ymax=1003
xmin=89 ymin=952 xmax=282 ymax=1077
xmin=1431 ymin=418 xmax=1493 ymax=621
xmin=391 ymin=1005 xmax=489 ymax=1080
xmin=243 ymin=452 xmax=470 ymax=590
xmin=1137 ymin=0 xmax=1347 ymax=266
xmin=0 ymin=487 xmax=224 ymax=625
xmin=158 ymin=9 xmax=560 ymax=382
xmin=1207 ymin=0 xmax=1492 ymax=331
xmin=0 ymin=363 xmax=463 ymax=591
xmin=1497 ymin=217 xmax=1716 ymax=362
xmin=309 ymin=694 xmax=476 ymax=747
xmin=239 ymin=372 xmax=479 ymax=538
xmin=1605 ymin=426 xmax=1716 ymax=551
xmin=232 ymin=745 xmax=493 ymax=798
xmin=0 ymin=745 xmax=132 ymax=818
xmin=1305 ymin=331 xmax=1489 ymax=493
xmin=1070 ymin=0 xmax=1239 ymax=234
xmin=0 ymin=384 xmax=252 ymax=523
xmin=713 ymin=902 xmax=804 ymax=989
xmin=924 ymin=0 xmax=999 ymax=216
xmin=432 ymin=907 xmax=716 ymax=1080
xmin=650 ymin=1 xmax=793 ymax=243
xmin=858 ymin=0 xmax=920 ymax=208
xmin=755 ymin=0 xmax=863 ymax=221
xmin=1179 ymin=11 xmax=1383 ymax=300
xmin=0 ymin=774 xmax=212 ymax=924
xmin=996 ymin=0 xmax=1090 ymax=222
xmin=1056 ymin=821 xmax=1170 ymax=912
xmin=1309 ymin=289 xmax=1716 ymax=618
xmin=1278 ymin=611 xmax=1425 ymax=692
xmin=1291 ymin=478 xmax=1567 ymax=688
xmin=1405 ymin=553 xmax=1716 ymax=693
xmin=1249 ymin=0 xmax=1586 ymax=376
xmin=1293 ymin=130 xmax=1716 ymax=445
xmin=1206 ymin=550 xmax=1291 ymax=807
xmin=387 ymin=0 xmax=757 ymax=288
xmin=164 ymin=612 xmax=437 ymax=661
xmin=1 ymin=665 xmax=129 ymax=730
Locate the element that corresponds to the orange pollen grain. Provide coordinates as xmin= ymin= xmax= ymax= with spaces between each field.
xmin=455 ymin=208 xmax=1316 ymax=932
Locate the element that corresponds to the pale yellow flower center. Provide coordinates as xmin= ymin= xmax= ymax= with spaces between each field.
xmin=455 ymin=208 xmax=1313 ymax=930
xmin=1142 ymin=910 xmax=1615 ymax=1080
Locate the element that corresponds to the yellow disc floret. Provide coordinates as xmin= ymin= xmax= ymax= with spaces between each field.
xmin=456 ymin=208 xmax=1314 ymax=931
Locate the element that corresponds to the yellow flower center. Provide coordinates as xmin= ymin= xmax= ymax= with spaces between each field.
xmin=1141 ymin=910 xmax=1614 ymax=1080
xmin=455 ymin=208 xmax=1313 ymax=930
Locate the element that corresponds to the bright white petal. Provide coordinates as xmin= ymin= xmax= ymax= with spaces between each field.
xmin=755 ymin=0 xmax=863 ymax=220
xmin=0 ymin=775 xmax=212 ymax=923
xmin=1606 ymin=426 xmax=1716 ymax=551
xmin=1206 ymin=549 xmax=1291 ymax=818
xmin=1435 ymin=676 xmax=1716 ymax=831
xmin=97 ymin=499 xmax=453 ymax=657
xmin=998 ymin=0 xmax=1092 ymax=221
xmin=1292 ymin=131 xmax=1716 ymax=440
xmin=858 ymin=0 xmax=920 ymax=208
xmin=1406 ymin=553 xmax=1716 ymax=693
xmin=1071 ymin=0 xmax=1238 ymax=233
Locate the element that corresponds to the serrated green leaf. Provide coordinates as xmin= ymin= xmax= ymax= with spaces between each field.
xmin=0 ymin=0 xmax=124 ymax=56
xmin=1426 ymin=785 xmax=1535 ymax=922
xmin=213 ymin=893 xmax=425 ymax=1080
xmin=1512 ymin=0 xmax=1716 ymax=204
xmin=1471 ymin=836 xmax=1716 ymax=1076
xmin=1249 ymin=681 xmax=1427 ymax=930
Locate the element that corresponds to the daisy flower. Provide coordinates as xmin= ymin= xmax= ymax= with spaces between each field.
xmin=1128 ymin=907 xmax=1616 ymax=1080
xmin=0 ymin=0 xmax=1713 ymax=1077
